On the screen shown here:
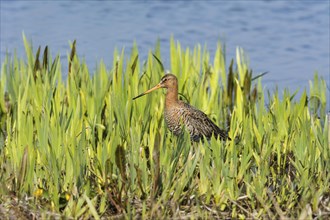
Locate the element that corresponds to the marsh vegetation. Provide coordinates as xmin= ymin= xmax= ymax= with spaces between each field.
xmin=0 ymin=36 xmax=329 ymax=219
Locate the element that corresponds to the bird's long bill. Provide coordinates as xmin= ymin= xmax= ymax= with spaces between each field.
xmin=132 ymin=83 xmax=162 ymax=100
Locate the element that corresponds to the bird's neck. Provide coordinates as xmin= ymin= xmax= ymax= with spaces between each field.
xmin=165 ymin=87 xmax=179 ymax=107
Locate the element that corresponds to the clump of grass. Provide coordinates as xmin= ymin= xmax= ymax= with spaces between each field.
xmin=0 ymin=35 xmax=329 ymax=219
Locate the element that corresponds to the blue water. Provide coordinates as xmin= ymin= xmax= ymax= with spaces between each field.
xmin=1 ymin=1 xmax=329 ymax=93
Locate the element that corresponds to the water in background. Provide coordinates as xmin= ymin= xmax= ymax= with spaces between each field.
xmin=1 ymin=1 xmax=329 ymax=93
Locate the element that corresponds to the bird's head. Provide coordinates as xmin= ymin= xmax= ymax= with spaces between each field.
xmin=133 ymin=73 xmax=178 ymax=100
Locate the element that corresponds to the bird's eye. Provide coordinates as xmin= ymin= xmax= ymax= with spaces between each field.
xmin=163 ymin=78 xmax=167 ymax=82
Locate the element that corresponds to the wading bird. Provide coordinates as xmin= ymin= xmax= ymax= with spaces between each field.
xmin=133 ymin=74 xmax=230 ymax=142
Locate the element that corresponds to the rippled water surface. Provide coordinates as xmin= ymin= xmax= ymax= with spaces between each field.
xmin=1 ymin=1 xmax=329 ymax=92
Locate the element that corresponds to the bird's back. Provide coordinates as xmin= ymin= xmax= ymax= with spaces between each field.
xmin=164 ymin=100 xmax=228 ymax=141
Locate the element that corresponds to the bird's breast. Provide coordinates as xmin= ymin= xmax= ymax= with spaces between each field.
xmin=164 ymin=106 xmax=186 ymax=136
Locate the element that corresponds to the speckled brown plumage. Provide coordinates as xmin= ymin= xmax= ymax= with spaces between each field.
xmin=133 ymin=73 xmax=230 ymax=142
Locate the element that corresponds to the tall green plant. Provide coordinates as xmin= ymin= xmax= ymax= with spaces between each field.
xmin=0 ymin=36 xmax=328 ymax=219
